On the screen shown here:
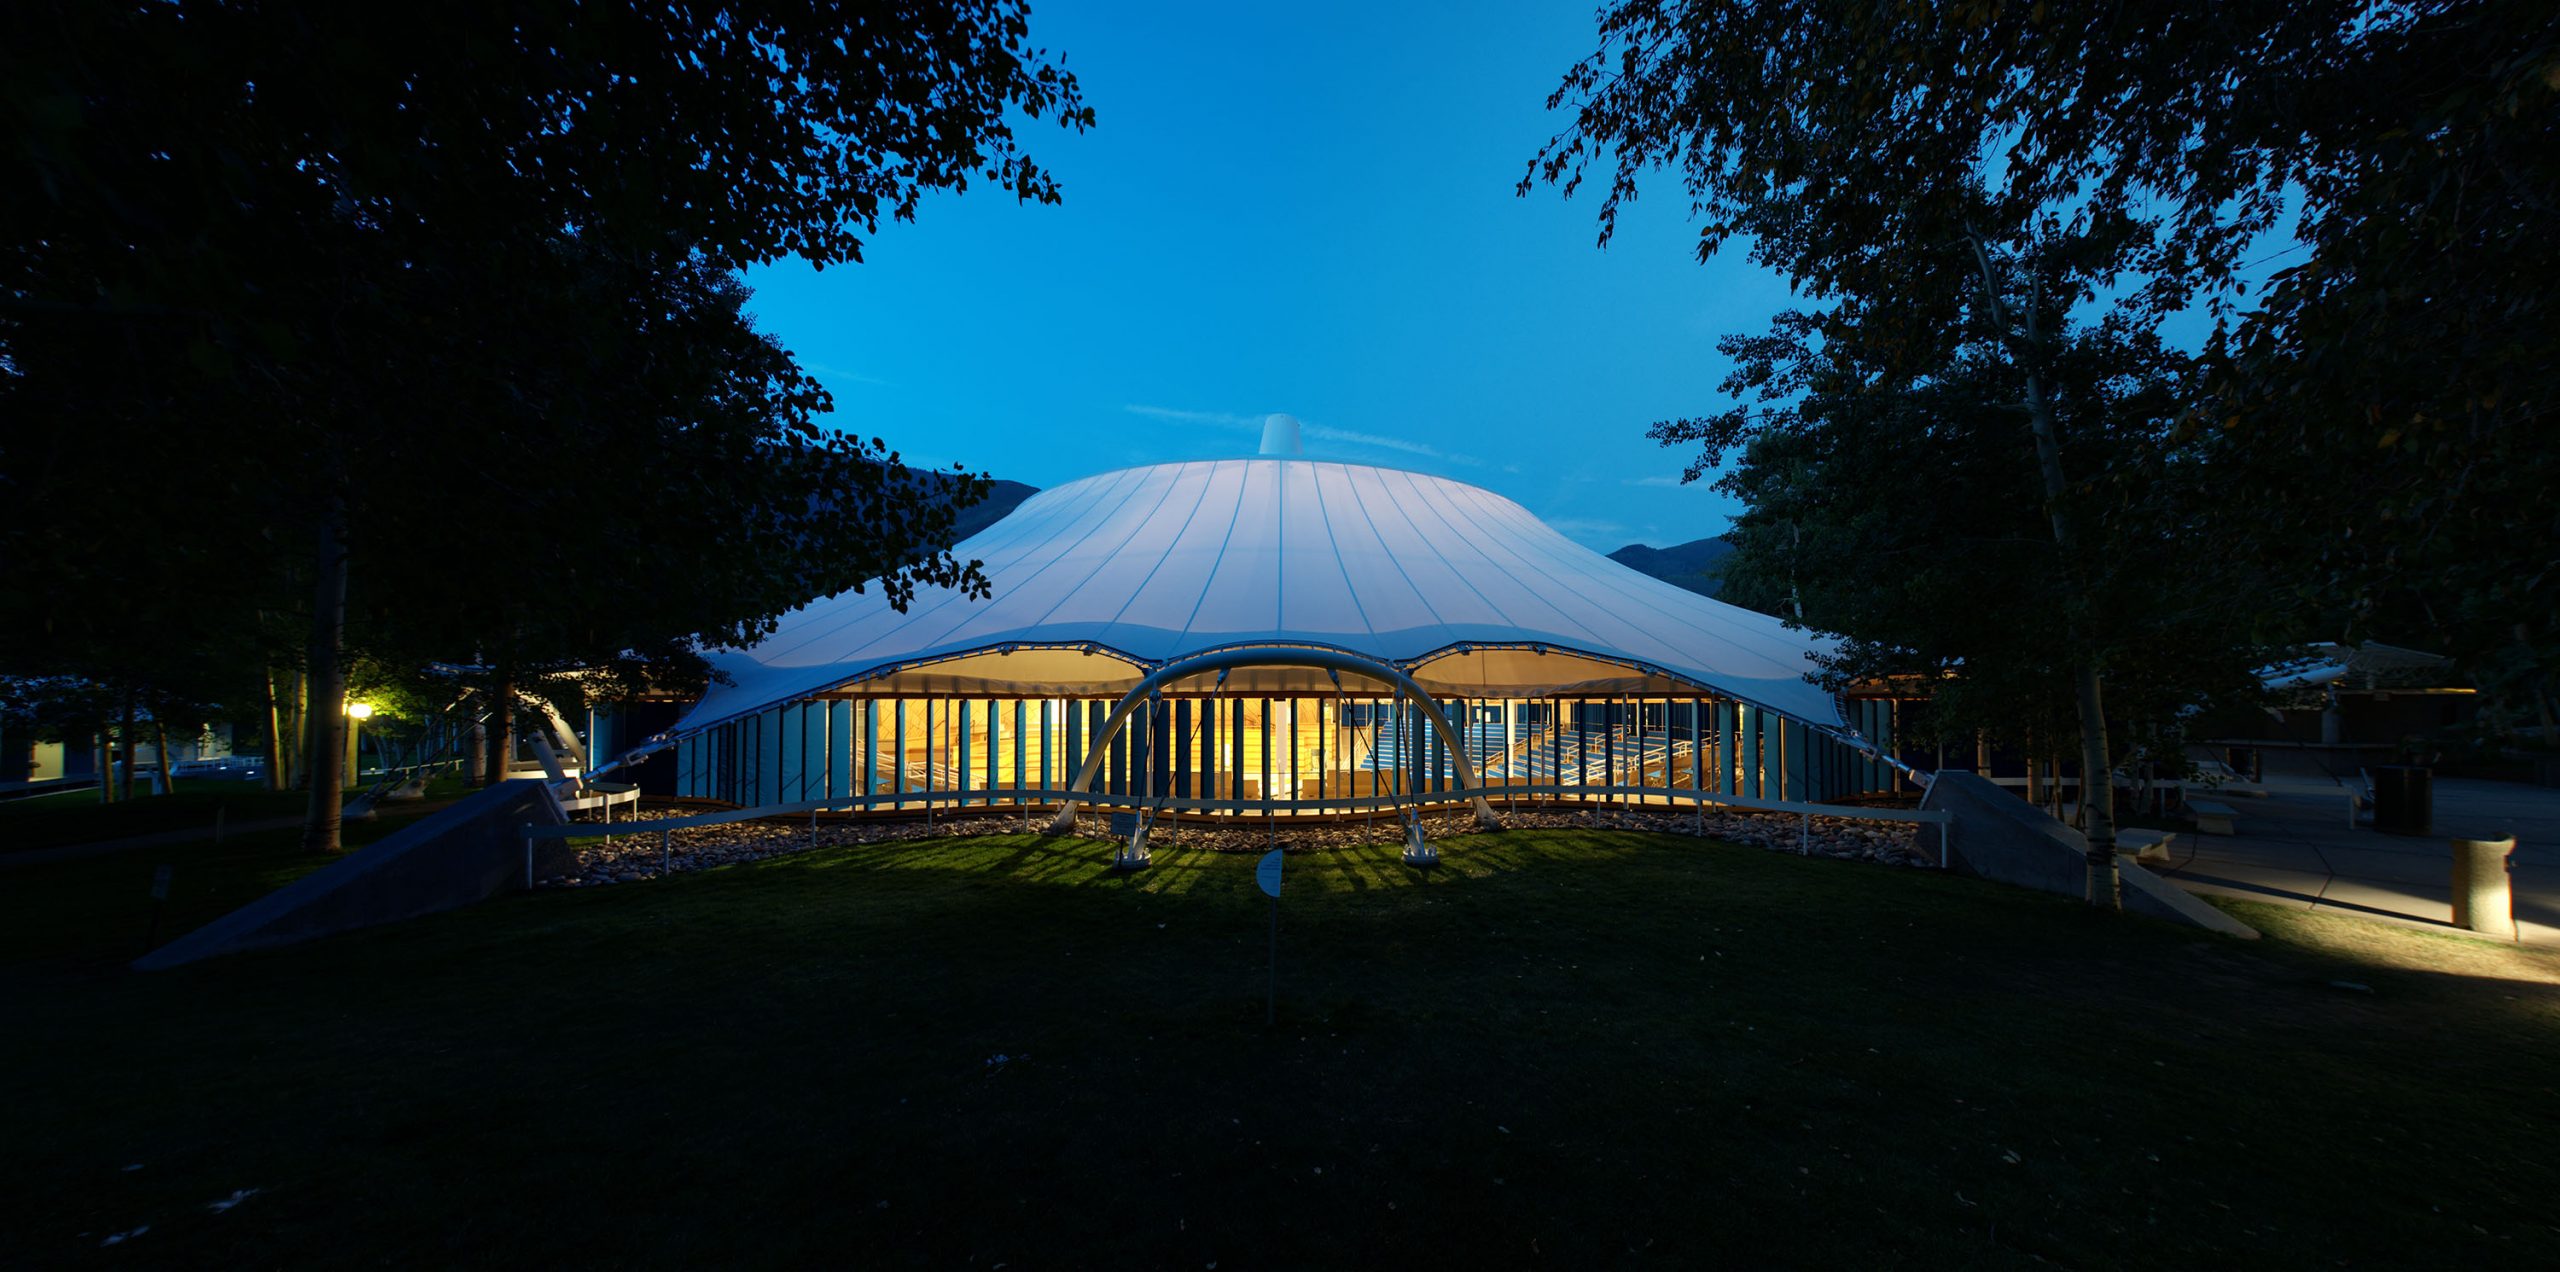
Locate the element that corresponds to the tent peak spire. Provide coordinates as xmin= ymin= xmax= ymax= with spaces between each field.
xmin=1257 ymin=413 xmax=1304 ymax=457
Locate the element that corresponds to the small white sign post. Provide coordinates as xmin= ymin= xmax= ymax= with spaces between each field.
xmin=1257 ymin=847 xmax=1284 ymax=1026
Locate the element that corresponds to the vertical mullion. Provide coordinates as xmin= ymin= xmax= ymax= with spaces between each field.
xmin=1548 ymin=697 xmax=1560 ymax=798
xmin=1067 ymin=699 xmax=1083 ymax=792
xmin=1158 ymin=696 xmax=1173 ymax=803
xmin=1756 ymin=710 xmax=1772 ymax=801
xmin=893 ymin=699 xmax=908 ymax=807
xmin=1104 ymin=698 xmax=1123 ymax=799
xmin=1691 ymin=698 xmax=1705 ymax=796
xmin=1742 ymin=706 xmax=1757 ymax=799
xmin=1800 ymin=717 xmax=1815 ymax=802
xmin=1286 ymin=697 xmax=1299 ymax=808
xmin=1415 ymin=698 xmax=1428 ymax=797
xmin=864 ymin=700 xmax=879 ymax=804
xmin=1198 ymin=698 xmax=1215 ymax=803
xmin=951 ymin=697 xmax=964 ymax=806
xmin=1717 ymin=699 xmax=1730 ymax=797
xmin=1503 ymin=697 xmax=1516 ymax=795
xmin=1316 ymin=697 xmax=1327 ymax=808
xmin=1173 ymin=699 xmax=1191 ymax=800
xmin=1602 ymin=696 xmax=1615 ymax=797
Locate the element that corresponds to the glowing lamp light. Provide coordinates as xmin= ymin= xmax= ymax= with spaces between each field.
xmin=345 ymin=702 xmax=375 ymax=720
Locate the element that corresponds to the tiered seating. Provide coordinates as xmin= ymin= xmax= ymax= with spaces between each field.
xmin=1355 ymin=715 xmax=1516 ymax=777
xmin=1359 ymin=716 xmax=1698 ymax=789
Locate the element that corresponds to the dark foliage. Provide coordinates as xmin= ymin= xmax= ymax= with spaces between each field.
xmin=2203 ymin=5 xmax=2560 ymax=725
xmin=1709 ymin=321 xmax=2263 ymax=758
xmin=1532 ymin=0 xmax=2559 ymax=724
xmin=1 ymin=3 xmax=1090 ymax=835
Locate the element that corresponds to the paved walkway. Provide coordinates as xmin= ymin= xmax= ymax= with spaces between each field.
xmin=2154 ymin=777 xmax=2560 ymax=944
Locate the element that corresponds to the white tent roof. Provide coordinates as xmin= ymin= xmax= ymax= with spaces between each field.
xmin=677 ymin=459 xmax=1842 ymax=732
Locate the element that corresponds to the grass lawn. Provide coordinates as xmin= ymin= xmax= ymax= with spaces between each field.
xmin=5 ymin=827 xmax=2557 ymax=1267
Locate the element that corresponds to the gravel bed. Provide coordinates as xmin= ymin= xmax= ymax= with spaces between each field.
xmin=554 ymin=802 xmax=1934 ymax=887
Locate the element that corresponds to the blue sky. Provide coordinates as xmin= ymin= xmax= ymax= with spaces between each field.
xmin=740 ymin=0 xmax=1793 ymax=552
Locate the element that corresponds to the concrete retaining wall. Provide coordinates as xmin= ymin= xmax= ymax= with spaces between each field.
xmin=135 ymin=779 xmax=572 ymax=970
xmin=1922 ymin=771 xmax=2257 ymax=938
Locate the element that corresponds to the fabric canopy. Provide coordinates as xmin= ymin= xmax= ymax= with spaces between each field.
xmin=676 ymin=459 xmax=1843 ymax=733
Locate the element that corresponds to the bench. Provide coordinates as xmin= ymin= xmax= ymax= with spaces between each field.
xmin=2188 ymin=800 xmax=2239 ymax=836
xmin=2117 ymin=828 xmax=2179 ymax=864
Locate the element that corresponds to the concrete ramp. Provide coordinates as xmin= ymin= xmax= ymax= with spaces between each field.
xmin=135 ymin=780 xmax=571 ymax=970
xmin=1924 ymin=771 xmax=2257 ymax=938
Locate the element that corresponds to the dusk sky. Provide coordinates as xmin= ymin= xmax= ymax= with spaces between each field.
xmin=742 ymin=0 xmax=1795 ymax=553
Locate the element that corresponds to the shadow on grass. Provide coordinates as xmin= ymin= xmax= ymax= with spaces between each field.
xmin=6 ymin=828 xmax=2557 ymax=1269
xmin=764 ymin=825 xmax=1670 ymax=894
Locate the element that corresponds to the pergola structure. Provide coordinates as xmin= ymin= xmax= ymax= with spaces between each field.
xmin=651 ymin=454 xmax=1914 ymax=847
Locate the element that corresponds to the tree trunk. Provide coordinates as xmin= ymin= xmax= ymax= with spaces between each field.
xmin=277 ymin=668 xmax=308 ymax=790
xmin=302 ymin=490 xmax=351 ymax=854
xmin=95 ymin=731 xmax=115 ymax=805
xmin=2023 ymin=730 xmax=2044 ymax=805
xmin=1787 ymin=520 xmax=1806 ymax=621
xmin=2026 ymin=357 xmax=2120 ymax=907
xmin=1967 ymin=230 xmax=2119 ymax=908
xmin=488 ymin=667 xmax=517 ymax=787
xmin=263 ymin=667 xmax=289 ymax=792
xmin=117 ymin=688 xmax=138 ymax=801
xmin=2027 ymin=358 xmax=2109 ymax=900
xmin=296 ymin=670 xmax=312 ymax=789
xmin=154 ymin=718 xmax=173 ymax=797
xmin=344 ymin=702 xmax=361 ymax=787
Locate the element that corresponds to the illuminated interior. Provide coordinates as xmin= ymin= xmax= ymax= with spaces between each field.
xmin=671 ymin=663 xmax=1914 ymax=816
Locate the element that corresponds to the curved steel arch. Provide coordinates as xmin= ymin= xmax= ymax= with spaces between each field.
xmin=1042 ymin=644 xmax=1503 ymax=835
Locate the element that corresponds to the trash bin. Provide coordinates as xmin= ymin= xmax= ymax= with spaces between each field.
xmin=2450 ymin=837 xmax=2517 ymax=938
xmin=2370 ymin=764 xmax=2433 ymax=835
